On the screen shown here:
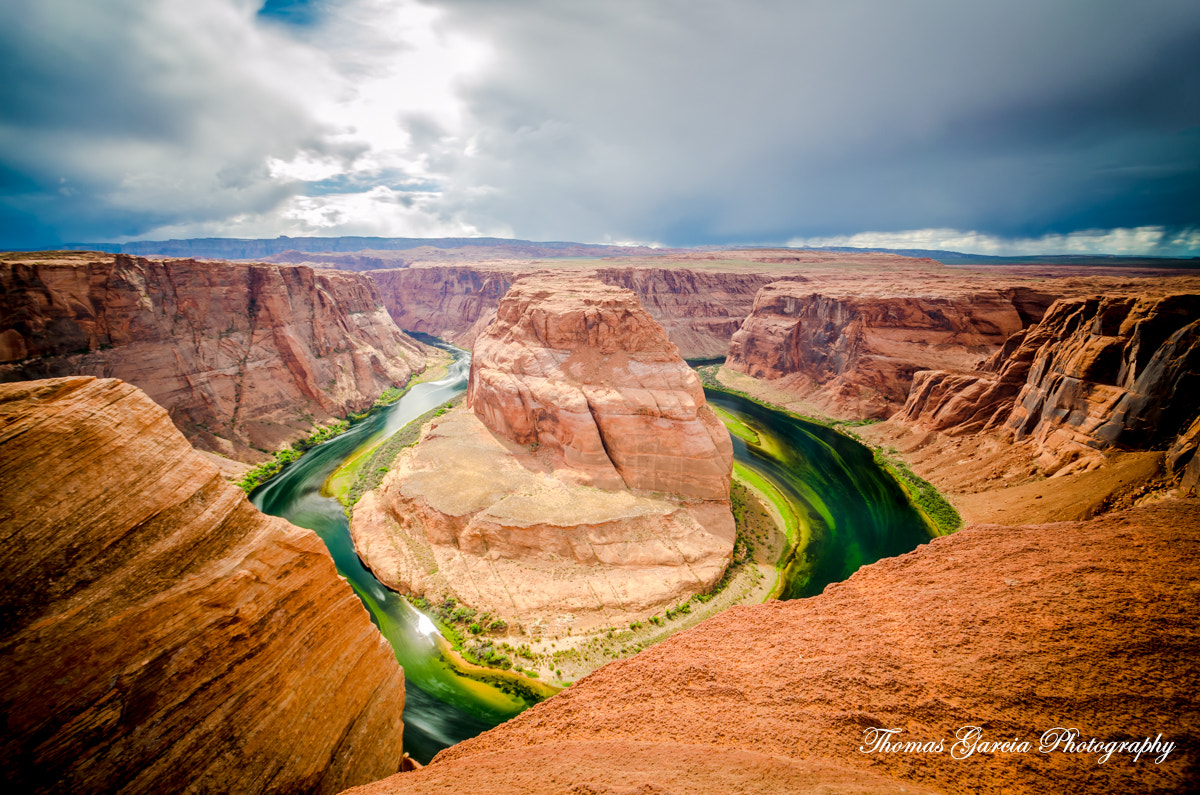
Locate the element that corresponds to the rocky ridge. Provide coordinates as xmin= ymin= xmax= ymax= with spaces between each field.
xmin=350 ymin=276 xmax=735 ymax=632
xmin=0 ymin=377 xmax=406 ymax=794
xmin=0 ymin=252 xmax=426 ymax=461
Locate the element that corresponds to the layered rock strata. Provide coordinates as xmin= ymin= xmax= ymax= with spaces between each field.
xmin=468 ymin=277 xmax=734 ymax=498
xmin=0 ymin=377 xmax=406 ymax=794
xmin=349 ymin=498 xmax=1200 ymax=795
xmin=351 ymin=277 xmax=735 ymax=629
xmin=725 ymin=281 xmax=1040 ymax=418
xmin=368 ymin=265 xmax=774 ymax=359
xmin=0 ymin=252 xmax=426 ymax=460
xmin=899 ymin=293 xmax=1200 ymax=475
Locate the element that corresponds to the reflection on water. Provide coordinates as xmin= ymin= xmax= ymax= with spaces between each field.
xmin=706 ymin=389 xmax=934 ymax=598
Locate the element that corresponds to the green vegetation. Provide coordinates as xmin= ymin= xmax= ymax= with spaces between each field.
xmin=341 ymin=396 xmax=462 ymax=510
xmin=409 ymin=595 xmax=519 ymax=671
xmin=874 ymin=449 xmax=963 ymax=535
xmin=237 ymin=419 xmax=350 ymax=493
xmin=697 ymin=363 xmax=961 ymax=538
xmin=711 ymin=404 xmax=760 ymax=444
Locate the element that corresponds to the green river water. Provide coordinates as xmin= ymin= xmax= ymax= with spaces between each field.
xmin=251 ymin=349 xmax=935 ymax=762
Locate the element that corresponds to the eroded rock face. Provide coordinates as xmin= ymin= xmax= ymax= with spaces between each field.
xmin=351 ymin=409 xmax=734 ymax=628
xmin=348 ymin=499 xmax=1200 ymax=795
xmin=0 ymin=377 xmax=405 ymax=794
xmin=468 ymin=276 xmax=733 ymax=500
xmin=351 ymin=277 xmax=735 ymax=628
xmin=725 ymin=282 xmax=1033 ymax=417
xmin=900 ymin=293 xmax=1200 ymax=474
xmin=0 ymin=253 xmax=426 ymax=460
xmin=369 ymin=265 xmax=774 ymax=359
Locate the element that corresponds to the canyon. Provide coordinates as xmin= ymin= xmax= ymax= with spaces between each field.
xmin=0 ymin=252 xmax=427 ymax=465
xmin=350 ymin=277 xmax=736 ymax=633
xmin=0 ymin=376 xmax=407 ymax=794
xmin=0 ymin=243 xmax=1197 ymax=794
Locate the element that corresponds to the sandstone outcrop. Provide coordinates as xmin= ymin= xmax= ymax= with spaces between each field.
xmin=0 ymin=252 xmax=426 ymax=461
xmin=348 ymin=498 xmax=1200 ymax=795
xmin=0 ymin=377 xmax=406 ymax=793
xmin=350 ymin=277 xmax=735 ymax=630
xmin=725 ymin=281 xmax=1038 ymax=417
xmin=368 ymin=265 xmax=773 ymax=359
xmin=899 ymin=293 xmax=1200 ymax=475
xmin=468 ymin=277 xmax=734 ymax=499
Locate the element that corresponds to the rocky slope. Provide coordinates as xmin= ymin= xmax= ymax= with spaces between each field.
xmin=0 ymin=376 xmax=406 ymax=794
xmin=0 ymin=252 xmax=426 ymax=461
xmin=350 ymin=277 xmax=735 ymax=631
xmin=898 ymin=293 xmax=1200 ymax=477
xmin=724 ymin=281 xmax=1044 ymax=418
xmin=348 ymin=498 xmax=1200 ymax=795
xmin=368 ymin=265 xmax=774 ymax=359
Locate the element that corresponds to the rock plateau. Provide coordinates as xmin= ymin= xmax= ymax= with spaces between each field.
xmin=350 ymin=276 xmax=735 ymax=631
xmin=0 ymin=376 xmax=406 ymax=794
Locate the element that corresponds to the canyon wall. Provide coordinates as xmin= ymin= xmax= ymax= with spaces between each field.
xmin=899 ymin=293 xmax=1200 ymax=476
xmin=468 ymin=276 xmax=734 ymax=499
xmin=368 ymin=265 xmax=775 ymax=359
xmin=0 ymin=377 xmax=406 ymax=794
xmin=351 ymin=277 xmax=735 ymax=630
xmin=349 ymin=498 xmax=1200 ymax=795
xmin=724 ymin=281 xmax=1046 ymax=417
xmin=0 ymin=253 xmax=426 ymax=461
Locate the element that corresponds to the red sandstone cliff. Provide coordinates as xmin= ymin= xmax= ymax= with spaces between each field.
xmin=350 ymin=277 xmax=735 ymax=631
xmin=468 ymin=276 xmax=734 ymax=499
xmin=0 ymin=252 xmax=427 ymax=461
xmin=899 ymin=293 xmax=1200 ymax=477
xmin=368 ymin=265 xmax=774 ymax=359
xmin=347 ymin=498 xmax=1200 ymax=795
xmin=724 ymin=281 xmax=1044 ymax=418
xmin=0 ymin=377 xmax=406 ymax=793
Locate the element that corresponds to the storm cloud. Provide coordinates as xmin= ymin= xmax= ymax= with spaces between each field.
xmin=2 ymin=0 xmax=1198 ymax=252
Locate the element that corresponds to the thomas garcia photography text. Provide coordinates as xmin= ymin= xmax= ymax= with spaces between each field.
xmin=860 ymin=726 xmax=1176 ymax=765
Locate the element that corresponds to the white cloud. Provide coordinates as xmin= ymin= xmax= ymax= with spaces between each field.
xmin=787 ymin=227 xmax=1200 ymax=257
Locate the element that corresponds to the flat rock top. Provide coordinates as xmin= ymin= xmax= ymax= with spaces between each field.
xmin=396 ymin=408 xmax=681 ymax=526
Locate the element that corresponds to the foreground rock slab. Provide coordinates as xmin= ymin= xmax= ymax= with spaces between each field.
xmin=0 ymin=377 xmax=406 ymax=794
xmin=349 ymin=499 xmax=1200 ymax=795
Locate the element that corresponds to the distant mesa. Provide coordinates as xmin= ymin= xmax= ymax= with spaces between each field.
xmin=350 ymin=275 xmax=736 ymax=630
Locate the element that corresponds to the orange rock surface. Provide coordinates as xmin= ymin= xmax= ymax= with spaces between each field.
xmin=369 ymin=264 xmax=774 ymax=359
xmin=347 ymin=498 xmax=1200 ymax=795
xmin=725 ymin=281 xmax=1040 ymax=418
xmin=350 ymin=276 xmax=735 ymax=630
xmin=899 ymin=293 xmax=1200 ymax=476
xmin=0 ymin=252 xmax=426 ymax=461
xmin=0 ymin=377 xmax=406 ymax=793
xmin=468 ymin=276 xmax=734 ymax=499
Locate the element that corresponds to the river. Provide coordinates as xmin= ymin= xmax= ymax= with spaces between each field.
xmin=251 ymin=350 xmax=934 ymax=762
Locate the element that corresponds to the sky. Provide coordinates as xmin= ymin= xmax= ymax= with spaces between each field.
xmin=1 ymin=0 xmax=1198 ymax=255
